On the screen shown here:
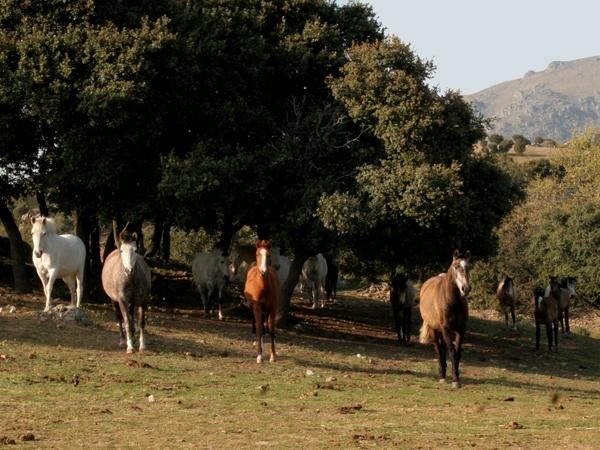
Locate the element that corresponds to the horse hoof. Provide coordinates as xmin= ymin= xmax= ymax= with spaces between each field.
xmin=452 ymin=381 xmax=461 ymax=389
xmin=256 ymin=355 xmax=263 ymax=364
xmin=269 ymin=354 xmax=276 ymax=363
xmin=439 ymin=378 xmax=447 ymax=384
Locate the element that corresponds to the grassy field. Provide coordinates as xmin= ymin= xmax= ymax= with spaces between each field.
xmin=1 ymin=284 xmax=599 ymax=449
xmin=508 ymin=145 xmax=564 ymax=163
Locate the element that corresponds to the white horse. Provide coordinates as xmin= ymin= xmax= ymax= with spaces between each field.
xmin=31 ymin=216 xmax=86 ymax=312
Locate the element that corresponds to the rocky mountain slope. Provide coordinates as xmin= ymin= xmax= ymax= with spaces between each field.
xmin=466 ymin=56 xmax=600 ymax=142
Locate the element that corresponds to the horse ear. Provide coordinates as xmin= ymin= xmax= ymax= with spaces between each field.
xmin=453 ymin=249 xmax=460 ymax=261
xmin=30 ymin=216 xmax=36 ymax=225
xmin=465 ymin=250 xmax=471 ymax=260
xmin=255 ymin=240 xmax=261 ymax=248
xmin=132 ymin=232 xmax=138 ymax=242
xmin=42 ymin=217 xmax=46 ymax=225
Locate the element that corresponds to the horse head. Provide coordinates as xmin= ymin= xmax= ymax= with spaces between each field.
xmin=451 ymin=249 xmax=471 ymax=297
xmin=533 ymin=287 xmax=545 ymax=308
xmin=566 ymin=276 xmax=577 ymax=297
xmin=216 ymin=250 xmax=230 ymax=283
xmin=255 ymin=239 xmax=272 ymax=276
xmin=119 ymin=231 xmax=138 ymax=275
xmin=549 ymin=275 xmax=560 ymax=298
xmin=31 ymin=216 xmax=55 ymax=258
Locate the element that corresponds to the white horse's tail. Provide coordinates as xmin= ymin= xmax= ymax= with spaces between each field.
xmin=419 ymin=321 xmax=435 ymax=344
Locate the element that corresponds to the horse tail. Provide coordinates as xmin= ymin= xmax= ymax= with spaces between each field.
xmin=419 ymin=321 xmax=435 ymax=344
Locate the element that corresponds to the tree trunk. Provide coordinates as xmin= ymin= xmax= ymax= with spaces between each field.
xmin=161 ymin=222 xmax=171 ymax=262
xmin=277 ymin=249 xmax=310 ymax=327
xmin=145 ymin=215 xmax=163 ymax=258
xmin=88 ymin=214 xmax=102 ymax=302
xmin=132 ymin=222 xmax=145 ymax=255
xmin=0 ymin=200 xmax=30 ymax=292
xmin=102 ymin=218 xmax=124 ymax=261
xmin=36 ymin=191 xmax=49 ymax=217
xmin=76 ymin=209 xmax=91 ymax=302
xmin=217 ymin=221 xmax=243 ymax=255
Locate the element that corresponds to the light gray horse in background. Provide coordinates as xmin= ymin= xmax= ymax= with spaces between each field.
xmin=31 ymin=216 xmax=86 ymax=312
xmin=102 ymin=227 xmax=152 ymax=353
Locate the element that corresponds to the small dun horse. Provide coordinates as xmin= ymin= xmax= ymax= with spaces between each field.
xmin=420 ymin=250 xmax=471 ymax=389
xmin=102 ymin=228 xmax=151 ymax=353
xmin=534 ymin=284 xmax=559 ymax=351
xmin=244 ymin=240 xmax=280 ymax=363
xmin=390 ymin=273 xmax=416 ymax=344
xmin=496 ymin=274 xmax=517 ymax=330
xmin=31 ymin=216 xmax=86 ymax=312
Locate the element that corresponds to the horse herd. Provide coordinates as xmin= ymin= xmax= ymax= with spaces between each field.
xmin=28 ymin=216 xmax=577 ymax=388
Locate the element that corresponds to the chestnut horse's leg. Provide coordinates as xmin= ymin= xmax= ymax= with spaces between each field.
xmin=545 ymin=322 xmax=552 ymax=352
xmin=440 ymin=327 xmax=461 ymax=388
xmin=453 ymin=329 xmax=465 ymax=389
xmin=267 ymin=308 xmax=276 ymax=362
xmin=433 ymin=330 xmax=447 ymax=382
xmin=253 ymin=305 xmax=264 ymax=363
xmin=553 ymin=320 xmax=559 ymax=351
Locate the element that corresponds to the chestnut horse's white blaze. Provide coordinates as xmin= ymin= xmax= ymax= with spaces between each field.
xmin=453 ymin=260 xmax=470 ymax=297
xmin=258 ymin=248 xmax=268 ymax=274
xmin=30 ymin=216 xmax=86 ymax=312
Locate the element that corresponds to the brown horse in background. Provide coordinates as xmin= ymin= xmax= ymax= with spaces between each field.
xmin=244 ymin=240 xmax=280 ymax=363
xmin=533 ymin=284 xmax=559 ymax=351
xmin=390 ymin=273 xmax=416 ymax=344
xmin=419 ymin=250 xmax=471 ymax=389
xmin=496 ymin=274 xmax=517 ymax=330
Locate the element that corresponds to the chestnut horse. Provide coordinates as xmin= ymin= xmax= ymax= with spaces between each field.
xmin=419 ymin=250 xmax=471 ymax=389
xmin=244 ymin=240 xmax=280 ymax=363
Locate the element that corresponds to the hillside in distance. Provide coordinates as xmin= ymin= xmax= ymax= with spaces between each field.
xmin=466 ymin=56 xmax=600 ymax=142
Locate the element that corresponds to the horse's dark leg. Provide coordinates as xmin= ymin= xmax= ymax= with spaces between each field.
xmin=440 ymin=328 xmax=460 ymax=388
xmin=267 ymin=307 xmax=276 ymax=362
xmin=113 ymin=302 xmax=125 ymax=348
xmin=564 ymin=306 xmax=570 ymax=333
xmin=510 ymin=305 xmax=516 ymax=330
xmin=558 ymin=310 xmax=565 ymax=334
xmin=137 ymin=305 xmax=147 ymax=352
xmin=390 ymin=295 xmax=402 ymax=342
xmin=553 ymin=320 xmax=559 ymax=351
xmin=535 ymin=321 xmax=541 ymax=350
xmin=200 ymin=286 xmax=209 ymax=317
xmin=505 ymin=312 xmax=509 ymax=329
xmin=433 ymin=331 xmax=447 ymax=382
xmin=404 ymin=306 xmax=412 ymax=344
xmin=545 ymin=322 xmax=552 ymax=352
xmin=453 ymin=330 xmax=465 ymax=389
xmin=252 ymin=305 xmax=264 ymax=363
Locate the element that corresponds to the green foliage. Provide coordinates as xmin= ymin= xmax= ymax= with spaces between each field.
xmin=488 ymin=134 xmax=503 ymax=144
xmin=493 ymin=129 xmax=600 ymax=305
xmin=512 ymin=134 xmax=530 ymax=154
xmin=497 ymin=138 xmax=514 ymax=153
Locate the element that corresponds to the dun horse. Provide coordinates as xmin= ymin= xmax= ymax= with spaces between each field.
xmin=31 ymin=216 xmax=86 ymax=312
xmin=102 ymin=227 xmax=151 ymax=353
xmin=544 ymin=276 xmax=576 ymax=333
xmin=390 ymin=273 xmax=415 ymax=344
xmin=496 ymin=274 xmax=517 ymax=330
xmin=419 ymin=250 xmax=470 ymax=389
xmin=244 ymin=240 xmax=280 ymax=363
xmin=534 ymin=283 xmax=559 ymax=351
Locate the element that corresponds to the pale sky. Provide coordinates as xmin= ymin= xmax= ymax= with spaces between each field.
xmin=348 ymin=0 xmax=600 ymax=95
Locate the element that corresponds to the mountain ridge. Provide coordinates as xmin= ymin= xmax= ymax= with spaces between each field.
xmin=466 ymin=55 xmax=600 ymax=142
